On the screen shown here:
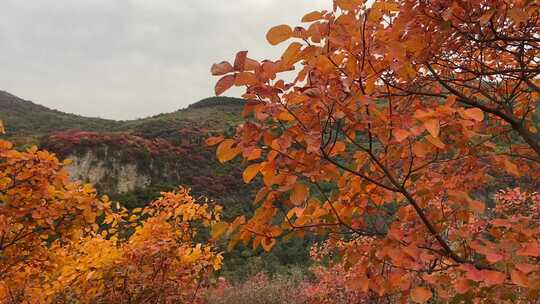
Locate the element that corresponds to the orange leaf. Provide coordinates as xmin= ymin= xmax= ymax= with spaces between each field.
xmin=372 ymin=2 xmax=400 ymax=11
xmin=290 ymin=183 xmax=309 ymax=205
xmin=511 ymin=269 xmax=529 ymax=288
xmin=246 ymin=148 xmax=262 ymax=161
xmin=261 ymin=237 xmax=276 ymax=252
xmin=464 ymin=108 xmax=484 ymax=122
xmin=281 ymin=42 xmax=303 ymax=67
xmin=423 ymin=119 xmax=440 ymax=138
xmin=482 ymin=270 xmax=505 ymax=286
xmin=469 ymin=200 xmax=485 ymax=213
xmin=455 ymin=278 xmax=470 ymax=294
xmin=426 ymin=135 xmax=446 ymax=149
xmin=243 ymin=163 xmax=262 ymax=183
xmin=266 ymin=24 xmax=293 ymax=45
xmin=345 ymin=276 xmax=369 ymax=293
xmin=329 ymin=141 xmax=346 ymax=156
xmin=215 ymin=75 xmax=235 ymax=96
xmin=211 ymin=61 xmax=233 ymax=76
xmin=504 ymin=159 xmax=521 ymax=176
xmin=479 ymin=9 xmax=495 ymax=25
xmin=0 ymin=120 xmax=4 ymax=134
xmin=234 ymin=72 xmax=258 ymax=86
xmin=244 ymin=57 xmax=260 ymax=71
xmin=211 ymin=222 xmax=229 ymax=239
xmin=394 ymin=129 xmax=410 ymax=142
xmin=411 ymin=286 xmax=432 ymax=303
xmin=277 ymin=111 xmax=295 ymax=122
xmin=412 ymin=142 xmax=429 ymax=157
xmin=234 ymin=51 xmax=248 ymax=71
xmin=205 ymin=136 xmax=224 ymax=146
xmin=302 ymin=11 xmax=323 ymax=22
xmin=216 ymin=139 xmax=241 ymax=163
xmin=335 ymin=0 xmax=360 ymax=10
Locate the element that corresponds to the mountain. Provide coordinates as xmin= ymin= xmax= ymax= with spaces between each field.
xmin=0 ymin=90 xmax=244 ymax=145
xmin=0 ymin=90 xmax=249 ymax=208
xmin=0 ymin=91 xmax=121 ymax=145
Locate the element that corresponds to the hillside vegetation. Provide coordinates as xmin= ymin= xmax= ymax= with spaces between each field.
xmin=0 ymin=91 xmax=244 ymax=145
xmin=0 ymin=90 xmax=313 ymax=282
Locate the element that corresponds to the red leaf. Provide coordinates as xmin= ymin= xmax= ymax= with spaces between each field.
xmin=517 ymin=242 xmax=540 ymax=257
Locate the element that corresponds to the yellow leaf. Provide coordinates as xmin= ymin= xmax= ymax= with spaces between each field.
xmin=290 ymin=183 xmax=309 ymax=205
xmin=266 ymin=24 xmax=293 ymax=45
xmin=216 ymin=139 xmax=241 ymax=163
xmin=211 ymin=222 xmax=229 ymax=239
xmin=301 ymin=11 xmax=323 ymax=22
xmin=411 ymin=286 xmax=432 ymax=303
xmin=243 ymin=163 xmax=262 ymax=183
xmin=0 ymin=120 xmax=4 ymax=134
xmin=424 ymin=119 xmax=440 ymax=138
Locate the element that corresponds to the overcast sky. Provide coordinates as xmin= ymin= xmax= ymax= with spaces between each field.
xmin=0 ymin=0 xmax=329 ymax=120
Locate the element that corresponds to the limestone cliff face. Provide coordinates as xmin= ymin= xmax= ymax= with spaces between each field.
xmin=64 ymin=148 xmax=152 ymax=194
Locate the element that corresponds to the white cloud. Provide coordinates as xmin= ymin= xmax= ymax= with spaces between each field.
xmin=0 ymin=0 xmax=329 ymax=119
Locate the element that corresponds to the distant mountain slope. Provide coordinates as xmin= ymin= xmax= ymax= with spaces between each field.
xmin=0 ymin=91 xmax=244 ymax=145
xmin=0 ymin=89 xmax=247 ymax=196
xmin=0 ymin=91 xmax=121 ymax=145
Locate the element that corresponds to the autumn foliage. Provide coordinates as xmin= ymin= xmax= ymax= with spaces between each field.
xmin=210 ymin=0 xmax=540 ymax=302
xmin=0 ymin=139 xmax=222 ymax=303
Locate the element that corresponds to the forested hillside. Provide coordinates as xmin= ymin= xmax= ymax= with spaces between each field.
xmin=0 ymin=90 xmax=313 ymax=282
xmin=0 ymin=92 xmax=246 ymax=199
